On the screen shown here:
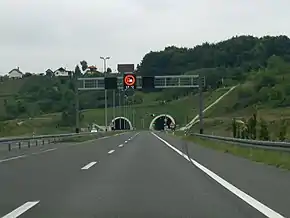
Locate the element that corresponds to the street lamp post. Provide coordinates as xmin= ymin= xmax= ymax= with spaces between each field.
xmin=100 ymin=56 xmax=110 ymax=131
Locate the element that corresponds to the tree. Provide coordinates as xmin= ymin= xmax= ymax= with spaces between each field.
xmin=278 ymin=118 xmax=287 ymax=141
xmin=232 ymin=118 xmax=237 ymax=138
xmin=236 ymin=125 xmax=241 ymax=138
xmin=80 ymin=60 xmax=88 ymax=72
xmin=45 ymin=69 xmax=54 ymax=77
xmin=138 ymin=35 xmax=290 ymax=81
xmin=252 ymin=112 xmax=257 ymax=139
xmin=5 ymin=100 xmax=19 ymax=119
xmin=60 ymin=105 xmax=84 ymax=126
xmin=23 ymin=72 xmax=32 ymax=77
xmin=259 ymin=119 xmax=270 ymax=141
xmin=247 ymin=111 xmax=257 ymax=139
xmin=74 ymin=65 xmax=82 ymax=78
xmin=106 ymin=67 xmax=112 ymax=73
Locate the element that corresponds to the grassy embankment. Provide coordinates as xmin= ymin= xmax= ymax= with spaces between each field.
xmin=174 ymin=132 xmax=290 ymax=170
xmin=0 ymin=87 xmax=230 ymax=136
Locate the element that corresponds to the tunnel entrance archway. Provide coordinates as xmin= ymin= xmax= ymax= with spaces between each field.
xmin=111 ymin=117 xmax=133 ymax=130
xmin=149 ymin=114 xmax=176 ymax=130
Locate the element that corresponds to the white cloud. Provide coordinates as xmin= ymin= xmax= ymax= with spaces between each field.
xmin=0 ymin=0 xmax=289 ymax=74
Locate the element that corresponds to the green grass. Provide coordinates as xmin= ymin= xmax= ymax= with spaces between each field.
xmin=79 ymin=87 xmax=230 ymax=129
xmin=0 ymin=78 xmax=29 ymax=95
xmin=190 ymin=85 xmax=290 ymax=138
xmin=0 ymin=77 xmax=32 ymax=115
xmin=179 ymin=134 xmax=290 ymax=170
xmin=0 ymin=118 xmax=73 ymax=137
xmin=0 ymin=88 xmax=231 ymax=136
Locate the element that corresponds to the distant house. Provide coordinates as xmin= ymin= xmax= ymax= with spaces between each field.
xmin=8 ymin=68 xmax=23 ymax=79
xmin=54 ymin=67 xmax=70 ymax=77
xmin=87 ymin=66 xmax=98 ymax=73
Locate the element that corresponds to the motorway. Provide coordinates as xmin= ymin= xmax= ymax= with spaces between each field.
xmin=0 ymin=131 xmax=289 ymax=218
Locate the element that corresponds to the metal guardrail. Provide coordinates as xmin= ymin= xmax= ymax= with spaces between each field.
xmin=0 ymin=131 xmax=124 ymax=151
xmin=191 ymin=133 xmax=290 ymax=151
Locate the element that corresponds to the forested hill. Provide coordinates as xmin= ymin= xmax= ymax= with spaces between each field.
xmin=2 ymin=35 xmax=290 ymax=124
xmin=137 ymin=35 xmax=290 ymax=79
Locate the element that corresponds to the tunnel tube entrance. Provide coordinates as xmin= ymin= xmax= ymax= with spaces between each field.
xmin=111 ymin=117 xmax=133 ymax=130
xmin=149 ymin=114 xmax=176 ymax=130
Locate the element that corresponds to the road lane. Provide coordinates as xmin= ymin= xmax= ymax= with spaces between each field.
xmin=157 ymin=131 xmax=290 ymax=218
xmin=0 ymin=132 xmax=136 ymax=217
xmin=0 ymin=132 xmax=133 ymax=161
xmin=9 ymin=131 xmax=268 ymax=218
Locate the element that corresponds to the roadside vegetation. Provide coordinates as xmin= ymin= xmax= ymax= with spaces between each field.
xmin=2 ymin=35 xmax=290 ymax=136
xmin=176 ymin=133 xmax=290 ymax=171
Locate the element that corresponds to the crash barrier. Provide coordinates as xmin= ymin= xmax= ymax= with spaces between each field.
xmin=0 ymin=131 xmax=126 ymax=151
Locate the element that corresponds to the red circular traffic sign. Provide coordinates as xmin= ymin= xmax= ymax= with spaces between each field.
xmin=124 ymin=74 xmax=136 ymax=86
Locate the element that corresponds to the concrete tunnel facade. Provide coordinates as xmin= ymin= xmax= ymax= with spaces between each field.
xmin=111 ymin=117 xmax=133 ymax=130
xmin=149 ymin=114 xmax=176 ymax=130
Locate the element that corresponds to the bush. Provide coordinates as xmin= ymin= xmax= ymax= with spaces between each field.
xmin=259 ymin=118 xmax=270 ymax=141
xmin=278 ymin=119 xmax=287 ymax=141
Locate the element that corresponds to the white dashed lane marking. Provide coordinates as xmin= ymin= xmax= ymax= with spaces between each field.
xmin=81 ymin=161 xmax=97 ymax=170
xmin=2 ymin=201 xmax=40 ymax=218
xmin=0 ymin=155 xmax=27 ymax=163
xmin=108 ymin=150 xmax=115 ymax=154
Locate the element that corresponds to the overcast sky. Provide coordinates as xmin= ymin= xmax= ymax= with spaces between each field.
xmin=0 ymin=0 xmax=289 ymax=74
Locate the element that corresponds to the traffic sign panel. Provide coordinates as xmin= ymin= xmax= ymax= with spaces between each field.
xmin=104 ymin=77 xmax=117 ymax=90
xmin=123 ymin=74 xmax=136 ymax=90
xmin=118 ymin=64 xmax=134 ymax=73
xmin=142 ymin=76 xmax=155 ymax=89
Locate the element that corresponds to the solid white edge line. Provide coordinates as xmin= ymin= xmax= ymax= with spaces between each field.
xmin=2 ymin=201 xmax=40 ymax=218
xmin=81 ymin=161 xmax=97 ymax=170
xmin=0 ymin=155 xmax=27 ymax=163
xmin=108 ymin=150 xmax=115 ymax=154
xmin=151 ymin=132 xmax=285 ymax=218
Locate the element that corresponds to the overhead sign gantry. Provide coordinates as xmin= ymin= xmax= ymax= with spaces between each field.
xmin=78 ymin=74 xmax=204 ymax=90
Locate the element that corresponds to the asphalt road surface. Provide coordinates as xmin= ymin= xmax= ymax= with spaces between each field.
xmin=0 ymin=131 xmax=289 ymax=218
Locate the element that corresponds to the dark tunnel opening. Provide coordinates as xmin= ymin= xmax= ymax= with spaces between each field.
xmin=153 ymin=116 xmax=173 ymax=131
xmin=113 ymin=118 xmax=131 ymax=130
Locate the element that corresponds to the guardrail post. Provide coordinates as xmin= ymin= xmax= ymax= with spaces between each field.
xmin=8 ymin=144 xmax=11 ymax=151
xmin=18 ymin=142 xmax=21 ymax=149
xmin=48 ymin=139 xmax=50 ymax=144
xmin=42 ymin=140 xmax=44 ymax=145
xmin=28 ymin=141 xmax=30 ymax=148
xmin=35 ymin=140 xmax=38 ymax=146
xmin=53 ymin=138 xmax=56 ymax=143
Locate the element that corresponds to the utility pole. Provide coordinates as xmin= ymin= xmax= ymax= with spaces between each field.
xmin=100 ymin=56 xmax=110 ymax=131
xmin=118 ymin=90 xmax=122 ymax=129
xmin=113 ymin=90 xmax=116 ymax=120
xmin=74 ymin=72 xmax=80 ymax=133
xmin=199 ymin=75 xmax=204 ymax=134
xmin=132 ymin=94 xmax=135 ymax=129
xmin=133 ymin=109 xmax=135 ymax=130
xmin=123 ymin=94 xmax=126 ymax=118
